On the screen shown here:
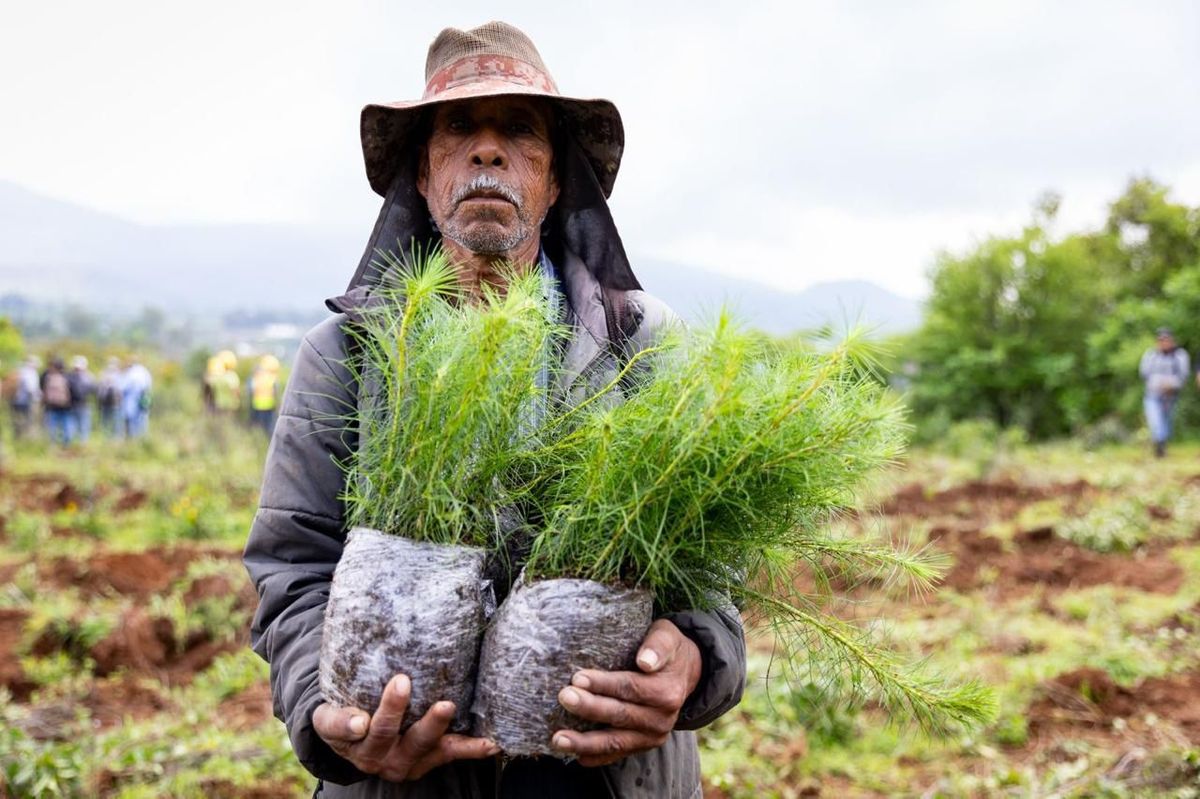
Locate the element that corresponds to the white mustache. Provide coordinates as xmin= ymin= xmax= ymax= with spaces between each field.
xmin=452 ymin=174 xmax=522 ymax=207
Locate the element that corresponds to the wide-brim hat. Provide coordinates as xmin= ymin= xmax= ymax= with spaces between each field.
xmin=360 ymin=21 xmax=625 ymax=198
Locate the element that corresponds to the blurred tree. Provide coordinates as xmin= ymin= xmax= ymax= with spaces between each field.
xmin=0 ymin=317 xmax=22 ymax=370
xmin=906 ymin=221 xmax=1109 ymax=438
xmin=1104 ymin=177 xmax=1200 ymax=299
xmin=904 ymin=178 xmax=1200 ymax=440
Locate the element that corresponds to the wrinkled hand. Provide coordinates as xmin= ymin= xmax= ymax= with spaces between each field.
xmin=313 ymin=674 xmax=499 ymax=782
xmin=552 ymin=619 xmax=702 ymax=766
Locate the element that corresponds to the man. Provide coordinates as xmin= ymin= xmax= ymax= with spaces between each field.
xmin=243 ymin=22 xmax=745 ymax=799
xmin=68 ymin=356 xmax=96 ymax=444
xmin=120 ymin=356 xmax=153 ymax=438
xmin=247 ymin=354 xmax=280 ymax=436
xmin=1140 ymin=326 xmax=1189 ymax=457
xmin=9 ymin=356 xmax=41 ymax=439
xmin=41 ymin=356 xmax=75 ymax=445
xmin=97 ymin=356 xmax=123 ymax=435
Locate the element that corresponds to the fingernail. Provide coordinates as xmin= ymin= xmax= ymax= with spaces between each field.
xmin=487 ymin=742 xmax=502 ymax=755
xmin=572 ymin=673 xmax=591 ymax=689
xmin=553 ymin=734 xmax=572 ymax=751
xmin=394 ymin=675 xmax=410 ymax=695
xmin=349 ymin=716 xmax=367 ymax=736
xmin=638 ymin=648 xmax=660 ymax=670
xmin=560 ymin=687 xmax=580 ymax=707
xmin=437 ymin=701 xmax=456 ymax=714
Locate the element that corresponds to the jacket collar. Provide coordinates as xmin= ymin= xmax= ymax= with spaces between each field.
xmin=325 ymin=241 xmax=611 ymax=350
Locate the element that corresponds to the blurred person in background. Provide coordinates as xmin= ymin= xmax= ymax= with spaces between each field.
xmin=97 ymin=357 xmax=123 ymax=435
xmin=40 ymin=356 xmax=75 ymax=445
xmin=212 ymin=350 xmax=241 ymax=418
xmin=202 ymin=354 xmax=222 ymax=414
xmin=69 ymin=356 xmax=97 ymax=444
xmin=9 ymin=356 xmax=41 ymax=439
xmin=1140 ymin=326 xmax=1190 ymax=458
xmin=248 ymin=354 xmax=280 ymax=436
xmin=120 ymin=356 xmax=153 ymax=438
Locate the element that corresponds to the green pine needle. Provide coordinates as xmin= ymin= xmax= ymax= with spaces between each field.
xmin=337 ymin=248 xmax=996 ymax=734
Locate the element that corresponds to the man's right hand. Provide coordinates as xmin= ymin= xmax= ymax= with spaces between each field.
xmin=313 ymin=674 xmax=500 ymax=782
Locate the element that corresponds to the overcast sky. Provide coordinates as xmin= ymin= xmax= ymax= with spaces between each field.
xmin=3 ymin=0 xmax=1198 ymax=298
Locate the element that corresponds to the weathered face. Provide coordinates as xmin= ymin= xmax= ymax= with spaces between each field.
xmin=417 ymin=96 xmax=559 ymax=257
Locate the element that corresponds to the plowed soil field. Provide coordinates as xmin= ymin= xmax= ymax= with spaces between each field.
xmin=4 ymin=439 xmax=1200 ymax=798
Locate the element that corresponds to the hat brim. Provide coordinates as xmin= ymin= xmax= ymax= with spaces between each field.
xmin=361 ymin=81 xmax=624 ymax=199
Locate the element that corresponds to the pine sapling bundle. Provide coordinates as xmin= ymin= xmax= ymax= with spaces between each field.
xmin=474 ymin=314 xmax=996 ymax=753
xmin=321 ymin=249 xmax=562 ymax=731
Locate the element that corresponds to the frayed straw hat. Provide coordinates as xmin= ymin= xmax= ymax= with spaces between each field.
xmin=361 ymin=21 xmax=625 ymax=198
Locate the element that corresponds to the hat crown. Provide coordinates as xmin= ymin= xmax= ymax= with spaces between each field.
xmin=359 ymin=21 xmax=623 ymax=199
xmin=425 ymin=21 xmax=557 ymax=89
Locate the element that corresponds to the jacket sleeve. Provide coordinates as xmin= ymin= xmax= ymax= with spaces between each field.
xmin=243 ymin=316 xmax=368 ymax=786
xmin=628 ymin=290 xmax=748 ymax=730
xmin=663 ymin=602 xmax=747 ymax=730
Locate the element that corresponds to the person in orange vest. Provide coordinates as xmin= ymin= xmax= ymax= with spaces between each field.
xmin=248 ymin=354 xmax=280 ymax=435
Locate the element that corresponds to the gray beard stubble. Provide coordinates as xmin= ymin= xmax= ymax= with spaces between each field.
xmin=441 ymin=174 xmax=545 ymax=256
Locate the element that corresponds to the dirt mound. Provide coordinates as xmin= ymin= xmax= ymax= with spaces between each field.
xmin=0 ymin=560 xmax=20 ymax=585
xmin=43 ymin=550 xmax=179 ymax=598
xmin=0 ymin=608 xmax=35 ymax=701
xmin=84 ymin=676 xmax=174 ymax=728
xmin=1029 ymin=667 xmax=1200 ymax=745
xmin=15 ymin=676 xmax=174 ymax=740
xmin=113 ymin=489 xmax=148 ymax=513
xmin=87 ymin=607 xmax=239 ymax=682
xmin=933 ymin=525 xmax=1183 ymax=597
xmin=5 ymin=474 xmax=88 ymax=513
xmin=41 ymin=546 xmax=239 ymax=599
xmin=884 ymin=478 xmax=1092 ymax=520
xmin=186 ymin=572 xmax=259 ymax=613
xmin=90 ymin=609 xmax=176 ymax=674
xmin=217 ymin=682 xmax=274 ymax=732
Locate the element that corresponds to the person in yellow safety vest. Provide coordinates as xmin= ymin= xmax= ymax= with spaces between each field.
xmin=249 ymin=354 xmax=280 ymax=435
xmin=213 ymin=350 xmax=241 ymax=415
xmin=202 ymin=355 xmax=223 ymax=414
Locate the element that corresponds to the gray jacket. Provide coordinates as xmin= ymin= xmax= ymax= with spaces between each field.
xmin=243 ymin=247 xmax=747 ymax=799
xmin=1140 ymin=346 xmax=1190 ymax=398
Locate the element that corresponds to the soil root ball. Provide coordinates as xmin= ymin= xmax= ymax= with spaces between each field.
xmin=472 ymin=575 xmax=652 ymax=756
xmin=319 ymin=528 xmax=489 ymax=732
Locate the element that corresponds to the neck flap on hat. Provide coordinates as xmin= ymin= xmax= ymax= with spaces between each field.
xmin=337 ymin=134 xmax=641 ymax=304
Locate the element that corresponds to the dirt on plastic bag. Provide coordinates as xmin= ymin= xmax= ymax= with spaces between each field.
xmin=319 ymin=528 xmax=490 ymax=732
xmin=472 ymin=574 xmax=652 ymax=756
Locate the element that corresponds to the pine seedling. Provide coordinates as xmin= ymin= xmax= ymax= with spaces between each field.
xmin=339 ymin=247 xmax=566 ymax=547
xmin=518 ymin=313 xmax=996 ymax=733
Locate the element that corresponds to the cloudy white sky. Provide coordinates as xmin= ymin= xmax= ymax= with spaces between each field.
xmin=3 ymin=0 xmax=1198 ymax=298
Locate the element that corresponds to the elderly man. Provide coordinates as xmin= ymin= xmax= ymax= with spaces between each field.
xmin=243 ymin=21 xmax=745 ymax=799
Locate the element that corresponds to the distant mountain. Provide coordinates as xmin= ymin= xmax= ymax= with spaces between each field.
xmin=0 ymin=180 xmax=355 ymax=313
xmin=632 ymin=260 xmax=921 ymax=335
xmin=0 ymin=181 xmax=922 ymax=334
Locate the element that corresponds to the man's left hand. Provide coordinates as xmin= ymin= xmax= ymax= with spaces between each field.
xmin=551 ymin=618 xmax=702 ymax=766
